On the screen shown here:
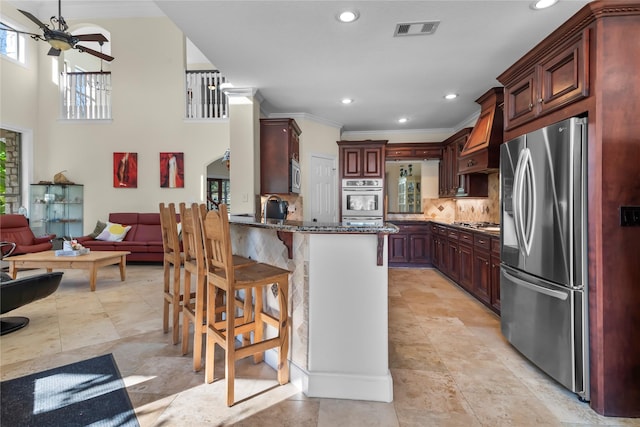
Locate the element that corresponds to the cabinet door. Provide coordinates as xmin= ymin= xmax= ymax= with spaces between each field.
xmin=438 ymin=150 xmax=448 ymax=196
xmin=445 ymin=240 xmax=459 ymax=281
xmin=504 ymin=69 xmax=537 ymax=130
xmin=290 ymin=128 xmax=300 ymax=162
xmin=388 ymin=233 xmax=409 ymax=263
xmin=342 ymin=147 xmax=362 ymax=177
xmin=447 ymin=143 xmax=459 ymax=195
xmin=539 ymin=31 xmax=589 ymax=116
xmin=362 ymin=147 xmax=383 ymax=177
xmin=409 ymin=233 xmax=430 ymax=264
xmin=473 ymin=249 xmax=491 ymax=305
xmin=458 ymin=243 xmax=474 ymax=291
xmin=490 ymin=253 xmax=501 ymax=313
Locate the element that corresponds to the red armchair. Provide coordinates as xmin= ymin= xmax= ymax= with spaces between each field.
xmin=0 ymin=214 xmax=56 ymax=256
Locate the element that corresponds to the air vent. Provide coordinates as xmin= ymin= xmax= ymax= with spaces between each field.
xmin=394 ymin=21 xmax=440 ymax=37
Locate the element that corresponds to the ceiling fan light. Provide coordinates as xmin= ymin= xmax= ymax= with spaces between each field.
xmin=48 ymin=37 xmax=72 ymax=51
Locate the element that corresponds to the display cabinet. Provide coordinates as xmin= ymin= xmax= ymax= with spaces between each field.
xmin=398 ymin=175 xmax=421 ymax=213
xmin=29 ymin=184 xmax=84 ymax=239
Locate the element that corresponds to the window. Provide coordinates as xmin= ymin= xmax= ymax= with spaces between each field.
xmin=0 ymin=20 xmax=26 ymax=63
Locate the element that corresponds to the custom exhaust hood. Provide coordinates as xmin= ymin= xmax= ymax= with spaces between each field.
xmin=458 ymin=87 xmax=504 ymax=174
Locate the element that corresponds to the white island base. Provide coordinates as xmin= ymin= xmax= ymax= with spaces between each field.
xmin=229 ymin=219 xmax=395 ymax=403
xmin=304 ymin=233 xmax=393 ymax=402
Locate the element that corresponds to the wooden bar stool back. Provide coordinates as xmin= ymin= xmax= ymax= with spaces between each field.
xmin=201 ymin=204 xmax=291 ymax=406
xmin=159 ymin=202 xmax=186 ymax=345
xmin=179 ymin=202 xmax=208 ymax=370
xmin=181 ymin=203 xmax=257 ymax=371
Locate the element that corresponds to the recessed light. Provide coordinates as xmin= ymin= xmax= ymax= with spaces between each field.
xmin=530 ymin=0 xmax=558 ymax=10
xmin=398 ymin=118 xmax=408 ymax=124
xmin=341 ymin=98 xmax=353 ymax=104
xmin=444 ymin=93 xmax=458 ymax=100
xmin=338 ymin=10 xmax=359 ymax=23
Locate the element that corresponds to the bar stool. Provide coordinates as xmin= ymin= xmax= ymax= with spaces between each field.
xmin=201 ymin=204 xmax=291 ymax=406
xmin=159 ymin=202 xmax=187 ymax=345
xmin=180 ymin=202 xmax=255 ymax=371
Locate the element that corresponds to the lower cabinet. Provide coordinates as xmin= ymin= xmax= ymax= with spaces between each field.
xmin=490 ymin=237 xmax=501 ymax=312
xmin=388 ymin=222 xmax=431 ymax=267
xmin=389 ymin=221 xmax=501 ymax=315
xmin=429 ymin=223 xmax=501 ymax=315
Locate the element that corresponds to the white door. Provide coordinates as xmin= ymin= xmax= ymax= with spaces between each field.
xmin=309 ymin=154 xmax=337 ymax=223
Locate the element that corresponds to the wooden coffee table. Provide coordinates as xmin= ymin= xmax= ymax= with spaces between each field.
xmin=7 ymin=251 xmax=130 ymax=291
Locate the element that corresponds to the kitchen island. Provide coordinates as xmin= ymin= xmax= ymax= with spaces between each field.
xmin=228 ymin=215 xmax=398 ymax=402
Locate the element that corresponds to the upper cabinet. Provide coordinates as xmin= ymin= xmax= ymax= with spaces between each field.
xmin=260 ymin=118 xmax=301 ymax=195
xmin=386 ymin=143 xmax=442 ymax=161
xmin=337 ymin=140 xmax=387 ymax=179
xmin=499 ymin=30 xmax=589 ymax=131
xmin=457 ymin=87 xmax=504 ymax=174
xmin=439 ymin=128 xmax=488 ymax=198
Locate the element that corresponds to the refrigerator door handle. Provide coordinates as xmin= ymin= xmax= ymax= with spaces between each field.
xmin=503 ymin=267 xmax=568 ymax=300
xmin=521 ymin=149 xmax=536 ymax=256
xmin=513 ymin=148 xmax=532 ymax=256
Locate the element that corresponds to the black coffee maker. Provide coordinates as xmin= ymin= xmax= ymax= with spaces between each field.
xmin=264 ymin=195 xmax=289 ymax=220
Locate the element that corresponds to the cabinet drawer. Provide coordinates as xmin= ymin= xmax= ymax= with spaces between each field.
xmin=446 ymin=229 xmax=458 ymax=240
xmin=430 ymin=224 xmax=440 ymax=234
xmin=474 ymin=234 xmax=490 ymax=251
xmin=458 ymin=150 xmax=490 ymax=174
xmin=458 ymin=231 xmax=473 ymax=246
xmin=386 ymin=148 xmax=414 ymax=159
xmin=491 ymin=237 xmax=500 ymax=254
xmin=414 ymin=147 xmax=441 ymax=159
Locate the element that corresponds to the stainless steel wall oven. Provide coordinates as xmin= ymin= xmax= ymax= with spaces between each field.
xmin=341 ymin=178 xmax=384 ymax=222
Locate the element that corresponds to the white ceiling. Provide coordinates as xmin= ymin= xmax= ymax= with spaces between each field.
xmin=7 ymin=0 xmax=592 ymax=134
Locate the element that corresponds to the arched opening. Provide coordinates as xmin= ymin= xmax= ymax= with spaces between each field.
xmin=206 ymin=157 xmax=230 ymax=210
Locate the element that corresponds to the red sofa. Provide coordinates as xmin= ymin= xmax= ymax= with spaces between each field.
xmin=0 ymin=214 xmax=55 ymax=256
xmin=77 ymin=213 xmax=172 ymax=262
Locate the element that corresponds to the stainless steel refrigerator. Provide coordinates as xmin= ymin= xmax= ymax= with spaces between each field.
xmin=500 ymin=116 xmax=589 ymax=401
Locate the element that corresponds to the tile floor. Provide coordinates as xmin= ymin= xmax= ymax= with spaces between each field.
xmin=1 ymin=265 xmax=639 ymax=426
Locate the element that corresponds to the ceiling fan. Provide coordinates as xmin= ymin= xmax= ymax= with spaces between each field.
xmin=0 ymin=0 xmax=114 ymax=62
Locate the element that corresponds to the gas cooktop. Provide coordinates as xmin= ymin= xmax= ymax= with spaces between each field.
xmin=453 ymin=222 xmax=501 ymax=231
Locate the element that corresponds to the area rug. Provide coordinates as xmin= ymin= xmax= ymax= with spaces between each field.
xmin=1 ymin=353 xmax=139 ymax=427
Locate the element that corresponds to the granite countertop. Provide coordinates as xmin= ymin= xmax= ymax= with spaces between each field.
xmin=388 ymin=218 xmax=500 ymax=236
xmin=229 ymin=215 xmax=399 ymax=234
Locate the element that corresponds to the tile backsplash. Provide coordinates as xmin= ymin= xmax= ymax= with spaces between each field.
xmin=418 ymin=173 xmax=500 ymax=224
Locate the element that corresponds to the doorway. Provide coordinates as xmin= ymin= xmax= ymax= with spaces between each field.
xmin=309 ymin=153 xmax=337 ymax=223
xmin=206 ymin=157 xmax=230 ymax=210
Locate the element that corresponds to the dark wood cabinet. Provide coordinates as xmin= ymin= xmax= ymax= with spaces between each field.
xmin=337 ymin=140 xmax=386 ymax=179
xmin=429 ymin=222 xmax=500 ymax=314
xmin=472 ymin=233 xmax=492 ymax=306
xmin=388 ymin=222 xmax=431 ymax=267
xmin=439 ymin=131 xmax=467 ymax=197
xmin=386 ymin=143 xmax=442 ymax=160
xmin=490 ymin=237 xmax=501 ymax=313
xmin=260 ymin=118 xmax=301 ymax=194
xmin=458 ymin=231 xmax=474 ymax=292
xmin=502 ymin=30 xmax=589 ymax=131
xmin=439 ymin=128 xmax=488 ymax=198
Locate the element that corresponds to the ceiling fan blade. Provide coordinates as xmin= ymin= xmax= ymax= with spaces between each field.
xmin=18 ymin=9 xmax=50 ymax=32
xmin=74 ymin=33 xmax=109 ymax=43
xmin=0 ymin=21 xmax=42 ymax=38
xmin=48 ymin=47 xmax=62 ymax=56
xmin=75 ymin=45 xmax=114 ymax=62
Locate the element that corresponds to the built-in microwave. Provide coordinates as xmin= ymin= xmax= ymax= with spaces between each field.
xmin=290 ymin=159 xmax=301 ymax=193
